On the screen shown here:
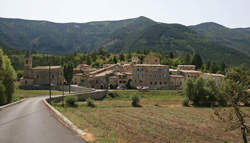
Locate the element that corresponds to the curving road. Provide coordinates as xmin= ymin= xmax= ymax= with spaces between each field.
xmin=0 ymin=96 xmax=86 ymax=143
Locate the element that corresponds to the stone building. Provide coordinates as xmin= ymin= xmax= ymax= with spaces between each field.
xmin=20 ymin=51 xmax=64 ymax=88
xmin=143 ymin=55 xmax=160 ymax=64
xmin=132 ymin=64 xmax=169 ymax=89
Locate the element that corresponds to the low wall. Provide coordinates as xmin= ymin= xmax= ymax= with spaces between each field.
xmin=49 ymin=90 xmax=107 ymax=103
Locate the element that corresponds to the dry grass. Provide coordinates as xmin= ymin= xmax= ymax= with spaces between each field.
xmin=54 ymin=90 xmax=250 ymax=143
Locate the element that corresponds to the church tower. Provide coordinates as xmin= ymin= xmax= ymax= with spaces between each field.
xmin=23 ymin=50 xmax=32 ymax=78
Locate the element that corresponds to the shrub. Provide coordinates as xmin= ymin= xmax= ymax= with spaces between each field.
xmin=86 ymin=98 xmax=96 ymax=107
xmin=108 ymin=92 xmax=119 ymax=98
xmin=131 ymin=95 xmax=141 ymax=107
xmin=182 ymin=98 xmax=189 ymax=107
xmin=65 ymin=96 xmax=77 ymax=107
xmin=183 ymin=77 xmax=227 ymax=107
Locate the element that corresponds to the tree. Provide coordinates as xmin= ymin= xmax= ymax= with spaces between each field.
xmin=0 ymin=49 xmax=16 ymax=105
xmin=119 ymin=53 xmax=125 ymax=61
xmin=113 ymin=56 xmax=117 ymax=64
xmin=191 ymin=53 xmax=203 ymax=69
xmin=183 ymin=53 xmax=191 ymax=65
xmin=169 ymin=52 xmax=174 ymax=59
xmin=214 ymin=79 xmax=249 ymax=143
xmin=210 ymin=62 xmax=218 ymax=73
xmin=2 ymin=56 xmax=16 ymax=103
xmin=86 ymin=55 xmax=91 ymax=65
xmin=63 ymin=63 xmax=73 ymax=93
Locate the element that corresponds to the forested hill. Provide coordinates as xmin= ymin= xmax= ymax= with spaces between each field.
xmin=0 ymin=17 xmax=249 ymax=65
xmin=190 ymin=22 xmax=250 ymax=55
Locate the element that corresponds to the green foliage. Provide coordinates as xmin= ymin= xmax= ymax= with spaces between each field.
xmin=183 ymin=78 xmax=227 ymax=107
xmin=131 ymin=95 xmax=141 ymax=107
xmin=65 ymin=96 xmax=77 ymax=107
xmin=191 ymin=53 xmax=203 ymax=69
xmin=182 ymin=98 xmax=189 ymax=107
xmin=0 ymin=49 xmax=16 ymax=105
xmin=86 ymin=98 xmax=96 ymax=107
xmin=16 ymin=70 xmax=23 ymax=81
xmin=183 ymin=53 xmax=191 ymax=65
xmin=107 ymin=92 xmax=119 ymax=98
xmin=0 ymin=81 xmax=6 ymax=105
xmin=63 ymin=63 xmax=73 ymax=85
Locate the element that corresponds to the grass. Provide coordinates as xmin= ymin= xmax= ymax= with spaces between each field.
xmin=53 ymin=90 xmax=250 ymax=143
xmin=12 ymin=88 xmax=62 ymax=102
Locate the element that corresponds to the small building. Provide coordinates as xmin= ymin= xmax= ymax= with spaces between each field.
xmin=179 ymin=70 xmax=202 ymax=79
xmin=143 ymin=55 xmax=160 ymax=65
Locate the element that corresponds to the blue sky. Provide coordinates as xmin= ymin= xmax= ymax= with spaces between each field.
xmin=1 ymin=0 xmax=250 ymax=28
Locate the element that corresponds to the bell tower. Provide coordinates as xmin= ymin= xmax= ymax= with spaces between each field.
xmin=23 ymin=50 xmax=32 ymax=78
xmin=24 ymin=50 xmax=32 ymax=70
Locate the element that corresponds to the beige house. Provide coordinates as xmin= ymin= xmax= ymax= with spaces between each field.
xmin=132 ymin=64 xmax=169 ymax=89
xmin=20 ymin=51 xmax=64 ymax=88
xmin=143 ymin=55 xmax=160 ymax=64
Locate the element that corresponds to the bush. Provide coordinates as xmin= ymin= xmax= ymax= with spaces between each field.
xmin=182 ymin=98 xmax=189 ymax=107
xmin=65 ymin=96 xmax=77 ymax=107
xmin=86 ymin=98 xmax=96 ymax=107
xmin=183 ymin=77 xmax=227 ymax=107
xmin=131 ymin=95 xmax=141 ymax=107
xmin=108 ymin=92 xmax=119 ymax=98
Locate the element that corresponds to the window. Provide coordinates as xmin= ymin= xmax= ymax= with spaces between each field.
xmin=36 ymin=75 xmax=39 ymax=79
xmin=160 ymin=82 xmax=162 ymax=85
xmin=52 ymin=75 xmax=54 ymax=79
xmin=150 ymin=81 xmax=153 ymax=85
xmin=26 ymin=60 xmax=29 ymax=64
xmin=164 ymin=82 xmax=167 ymax=85
xmin=25 ymin=80 xmax=27 ymax=85
xmin=155 ymin=81 xmax=157 ymax=85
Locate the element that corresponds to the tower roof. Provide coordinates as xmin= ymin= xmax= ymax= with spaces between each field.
xmin=25 ymin=50 xmax=31 ymax=58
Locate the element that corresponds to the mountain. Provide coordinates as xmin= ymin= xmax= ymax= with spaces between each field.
xmin=190 ymin=22 xmax=250 ymax=55
xmin=105 ymin=23 xmax=249 ymax=65
xmin=0 ymin=16 xmax=155 ymax=55
xmin=0 ymin=17 xmax=249 ymax=65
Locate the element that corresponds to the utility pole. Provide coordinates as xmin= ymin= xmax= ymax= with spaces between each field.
xmin=47 ymin=54 xmax=52 ymax=103
xmin=61 ymin=57 xmax=64 ymax=107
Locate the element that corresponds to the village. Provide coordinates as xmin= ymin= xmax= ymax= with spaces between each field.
xmin=19 ymin=51 xmax=224 ymax=91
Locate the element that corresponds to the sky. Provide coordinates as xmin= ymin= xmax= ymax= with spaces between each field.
xmin=1 ymin=0 xmax=250 ymax=28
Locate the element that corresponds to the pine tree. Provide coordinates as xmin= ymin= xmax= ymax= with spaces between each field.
xmin=113 ymin=56 xmax=117 ymax=64
xmin=191 ymin=53 xmax=203 ymax=69
xmin=63 ymin=63 xmax=73 ymax=93
xmin=86 ymin=55 xmax=91 ymax=65
xmin=119 ymin=53 xmax=125 ymax=61
xmin=183 ymin=53 xmax=191 ymax=65
xmin=169 ymin=52 xmax=174 ymax=59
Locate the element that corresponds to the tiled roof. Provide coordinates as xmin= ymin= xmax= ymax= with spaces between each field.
xmin=32 ymin=66 xmax=62 ymax=70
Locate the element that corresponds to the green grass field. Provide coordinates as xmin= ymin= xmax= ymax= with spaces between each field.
xmin=53 ymin=90 xmax=249 ymax=143
xmin=12 ymin=88 xmax=62 ymax=102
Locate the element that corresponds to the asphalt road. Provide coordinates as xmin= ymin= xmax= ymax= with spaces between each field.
xmin=0 ymin=97 xmax=86 ymax=143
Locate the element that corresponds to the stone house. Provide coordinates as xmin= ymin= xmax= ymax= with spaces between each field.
xmin=131 ymin=56 xmax=141 ymax=64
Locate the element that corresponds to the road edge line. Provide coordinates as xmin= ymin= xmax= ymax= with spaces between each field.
xmin=0 ymin=99 xmax=25 ymax=111
xmin=43 ymin=98 xmax=92 ymax=142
